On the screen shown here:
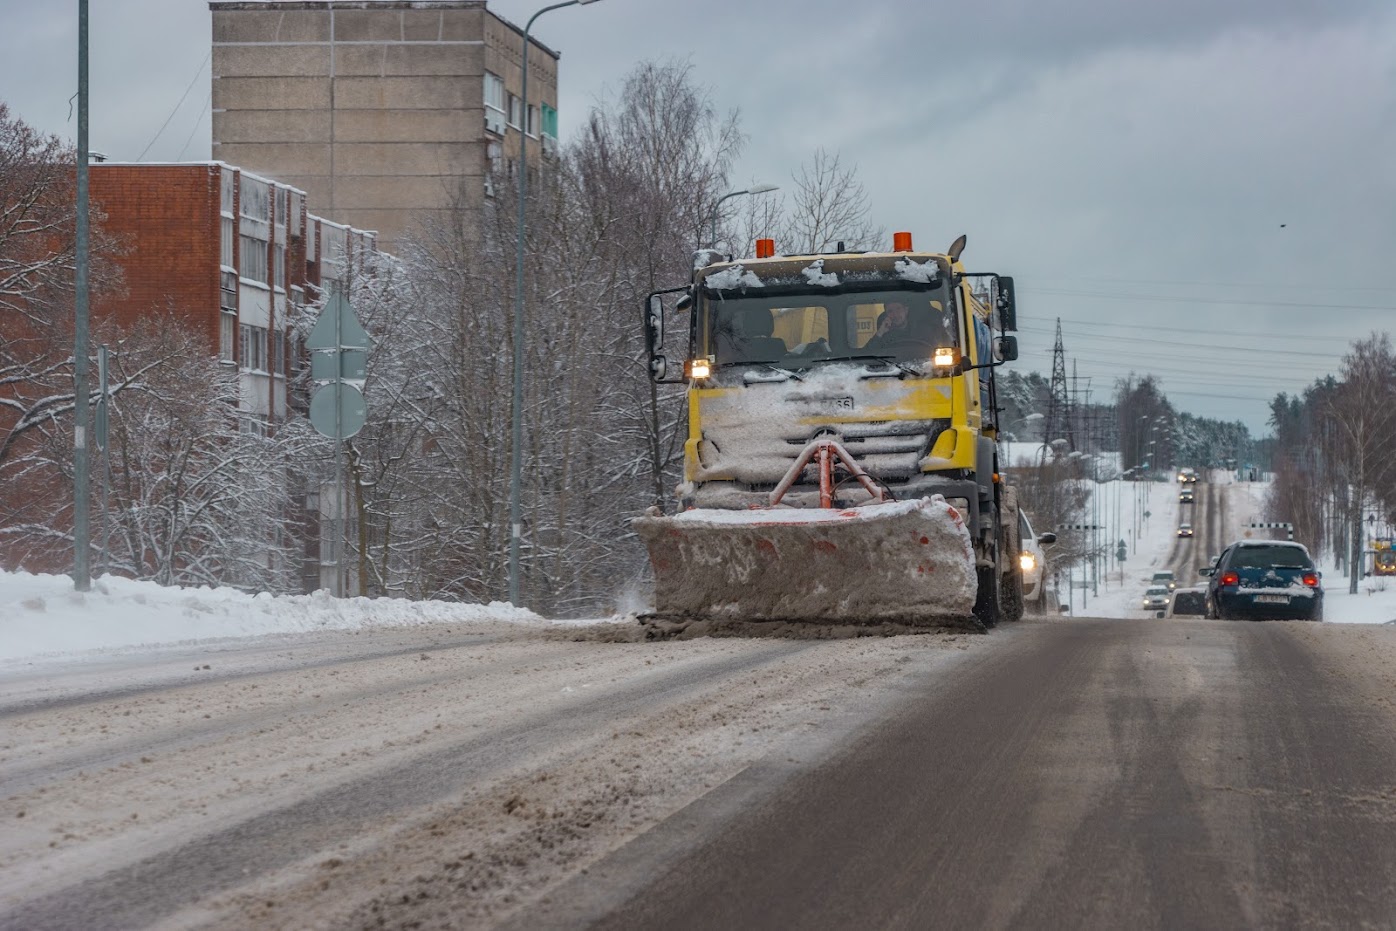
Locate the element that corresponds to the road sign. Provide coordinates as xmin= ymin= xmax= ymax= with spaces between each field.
xmin=309 ymin=383 xmax=366 ymax=440
xmin=311 ymin=349 xmax=367 ymax=381
xmin=306 ymin=291 xmax=370 ymax=350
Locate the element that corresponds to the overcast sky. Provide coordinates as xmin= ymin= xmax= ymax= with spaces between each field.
xmin=2 ymin=0 xmax=1393 ymax=437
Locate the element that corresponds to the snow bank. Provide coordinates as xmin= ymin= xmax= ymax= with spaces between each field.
xmin=0 ymin=569 xmax=548 ymax=663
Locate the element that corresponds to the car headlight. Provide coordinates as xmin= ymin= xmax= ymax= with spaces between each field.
xmin=1020 ymin=552 xmax=1036 ymax=572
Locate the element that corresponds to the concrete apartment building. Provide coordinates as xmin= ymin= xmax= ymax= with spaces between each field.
xmin=209 ymin=0 xmax=562 ymax=248
xmin=89 ymin=161 xmax=378 ymax=427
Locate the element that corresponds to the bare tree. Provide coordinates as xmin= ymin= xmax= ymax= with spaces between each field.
xmin=96 ymin=317 xmax=313 ymax=590
xmin=1323 ymin=333 xmax=1396 ymax=591
xmin=0 ymin=101 xmax=125 ymax=570
xmin=778 ymin=148 xmax=882 ymax=255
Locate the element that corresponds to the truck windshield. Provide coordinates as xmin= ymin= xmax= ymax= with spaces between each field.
xmin=702 ymin=286 xmax=958 ymax=368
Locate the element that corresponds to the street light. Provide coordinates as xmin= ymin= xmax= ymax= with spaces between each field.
xmin=510 ymin=0 xmax=604 ymax=607
xmin=709 ymin=184 xmax=780 ymax=249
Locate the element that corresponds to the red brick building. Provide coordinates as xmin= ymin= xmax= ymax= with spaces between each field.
xmin=0 ymin=161 xmax=377 ymax=583
xmin=90 ymin=161 xmax=378 ymax=426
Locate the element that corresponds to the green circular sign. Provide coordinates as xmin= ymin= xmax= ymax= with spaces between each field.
xmin=309 ymin=383 xmax=366 ymax=439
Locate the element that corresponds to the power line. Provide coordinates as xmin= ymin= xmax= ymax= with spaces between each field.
xmin=1016 ymin=325 xmax=1342 ymax=361
xmin=1014 ymin=313 xmax=1355 ymax=344
xmin=1028 ymin=275 xmax=1387 ymax=293
xmin=137 ymin=50 xmax=210 ymax=161
xmin=1024 ymin=286 xmax=1395 ymax=312
xmin=175 ymin=90 xmax=212 ymax=160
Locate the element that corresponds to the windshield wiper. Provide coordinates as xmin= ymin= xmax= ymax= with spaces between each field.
xmin=754 ymin=363 xmax=804 ymax=382
xmin=834 ymin=354 xmax=922 ymax=378
xmin=718 ymin=361 xmax=804 ymax=382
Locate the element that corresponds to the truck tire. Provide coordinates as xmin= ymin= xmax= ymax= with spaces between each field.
xmin=1000 ymin=565 xmax=1025 ymax=622
xmin=974 ymin=565 xmax=1001 ymax=628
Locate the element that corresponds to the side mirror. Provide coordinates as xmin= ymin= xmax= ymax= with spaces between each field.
xmin=649 ymin=355 xmax=668 ymax=382
xmin=1038 ymin=532 xmax=1056 ymax=544
xmin=646 ymin=294 xmax=665 ymax=349
xmin=996 ymin=335 xmax=1019 ymax=362
xmin=996 ymin=276 xmax=1017 ymax=331
xmin=676 ymin=291 xmax=693 ymax=314
xmin=1198 ymin=567 xmax=1213 ymax=576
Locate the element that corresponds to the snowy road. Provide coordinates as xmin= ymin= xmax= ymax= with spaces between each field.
xmin=6 ymin=616 xmax=1396 ymax=929
xmin=531 ymin=618 xmax=1396 ymax=930
xmin=0 ymin=621 xmax=989 ymax=929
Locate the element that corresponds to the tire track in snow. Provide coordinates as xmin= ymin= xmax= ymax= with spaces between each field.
xmin=0 ymin=641 xmax=814 ymax=931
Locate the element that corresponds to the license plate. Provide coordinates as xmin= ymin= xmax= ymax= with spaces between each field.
xmin=1255 ymin=594 xmax=1289 ymax=604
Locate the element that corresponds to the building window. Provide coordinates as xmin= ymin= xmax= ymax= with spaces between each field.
xmin=221 ymin=216 xmax=234 ymax=268
xmin=240 ymin=323 xmax=268 ymax=372
xmin=238 ymin=414 xmax=268 ymax=438
xmin=527 ymin=105 xmax=539 ymax=138
xmin=541 ymin=103 xmax=558 ymax=139
xmin=272 ymin=328 xmax=286 ymax=376
xmin=484 ymin=71 xmax=505 ymax=112
xmin=220 ymin=312 xmax=236 ymax=363
xmin=507 ymin=93 xmax=522 ymax=129
xmin=273 ymin=242 xmax=286 ymax=292
xmin=220 ymin=270 xmax=237 ymax=313
xmin=240 ymin=235 xmax=268 ymax=284
xmin=240 ymin=176 xmax=269 ymax=222
xmin=274 ymin=187 xmax=290 ymax=226
xmin=220 ymin=170 xmax=235 ymax=215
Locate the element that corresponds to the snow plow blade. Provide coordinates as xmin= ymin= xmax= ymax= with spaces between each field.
xmin=634 ymin=495 xmax=978 ymax=628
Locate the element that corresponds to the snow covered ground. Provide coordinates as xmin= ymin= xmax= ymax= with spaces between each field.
xmin=0 ymin=571 xmax=570 ymax=665
xmin=2 ymin=470 xmax=1393 ymax=666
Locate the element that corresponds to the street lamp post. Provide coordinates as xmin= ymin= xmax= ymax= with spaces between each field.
xmin=509 ymin=0 xmax=603 ymax=607
xmin=709 ymin=184 xmax=779 ymax=249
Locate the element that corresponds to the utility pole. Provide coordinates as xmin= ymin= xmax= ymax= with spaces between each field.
xmin=73 ymin=0 xmax=92 ymax=592
xmin=1043 ymin=319 xmax=1069 ymax=461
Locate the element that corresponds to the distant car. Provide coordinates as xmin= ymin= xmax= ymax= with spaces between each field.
xmin=1151 ymin=570 xmax=1177 ymax=591
xmin=1166 ymin=586 xmax=1208 ymax=618
xmin=1176 ymin=523 xmax=1194 ymax=537
xmin=1177 ymin=467 xmax=1198 ymax=484
xmin=1142 ymin=586 xmax=1171 ymax=610
xmin=1179 ymin=488 xmax=1195 ymax=504
xmin=1202 ymin=540 xmax=1323 ymax=621
xmin=1019 ymin=510 xmax=1055 ymax=609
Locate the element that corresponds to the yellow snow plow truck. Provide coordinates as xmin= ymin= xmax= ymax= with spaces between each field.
xmin=635 ymin=232 xmax=1025 ymax=631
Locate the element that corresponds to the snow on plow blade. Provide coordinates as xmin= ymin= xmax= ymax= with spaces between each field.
xmin=635 ymin=496 xmax=977 ymax=624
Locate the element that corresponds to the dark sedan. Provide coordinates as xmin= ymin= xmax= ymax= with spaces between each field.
xmin=1202 ymin=541 xmax=1323 ymax=621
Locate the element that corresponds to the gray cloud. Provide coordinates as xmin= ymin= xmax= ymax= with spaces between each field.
xmin=2 ymin=0 xmax=1392 ymax=432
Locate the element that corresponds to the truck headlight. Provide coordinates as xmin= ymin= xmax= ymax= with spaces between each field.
xmin=932 ymin=347 xmax=958 ymax=368
xmin=687 ymin=358 xmax=712 ymax=380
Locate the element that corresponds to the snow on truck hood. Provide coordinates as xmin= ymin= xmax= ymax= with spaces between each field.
xmin=694 ymin=366 xmax=951 ymax=485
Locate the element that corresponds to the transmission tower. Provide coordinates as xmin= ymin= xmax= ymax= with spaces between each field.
xmin=1042 ymin=318 xmax=1073 ymax=457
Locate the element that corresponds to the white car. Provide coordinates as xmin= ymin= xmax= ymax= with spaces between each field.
xmin=1176 ymin=522 xmax=1194 ymax=538
xmin=1019 ymin=510 xmax=1054 ymax=607
xmin=1142 ymin=586 xmax=1171 ymax=611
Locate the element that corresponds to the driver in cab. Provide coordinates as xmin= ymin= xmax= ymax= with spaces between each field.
xmin=864 ymin=300 xmax=946 ymax=355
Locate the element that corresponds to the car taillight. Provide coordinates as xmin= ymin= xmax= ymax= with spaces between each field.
xmin=1302 ymin=573 xmax=1319 ymax=587
xmin=1220 ymin=572 xmax=1239 ymax=586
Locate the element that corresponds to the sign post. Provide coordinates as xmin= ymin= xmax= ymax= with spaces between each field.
xmin=306 ymin=289 xmax=371 ymax=596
